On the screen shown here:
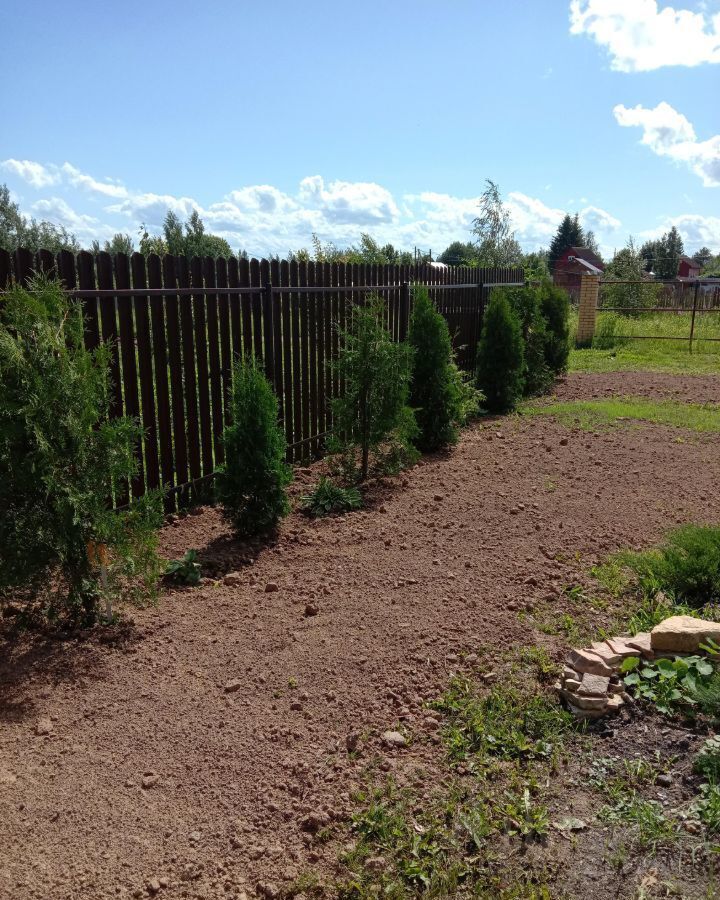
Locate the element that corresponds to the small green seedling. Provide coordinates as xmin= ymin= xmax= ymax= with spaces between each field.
xmin=164 ymin=549 xmax=202 ymax=586
xmin=300 ymin=477 xmax=362 ymax=518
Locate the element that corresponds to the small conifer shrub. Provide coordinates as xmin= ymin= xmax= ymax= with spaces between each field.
xmin=0 ymin=277 xmax=162 ymax=625
xmin=331 ymin=295 xmax=417 ymax=481
xmin=408 ymin=286 xmax=462 ymax=452
xmin=538 ymin=280 xmax=570 ymax=374
xmin=216 ymin=356 xmax=292 ymax=536
xmin=475 ymin=291 xmax=524 ymax=413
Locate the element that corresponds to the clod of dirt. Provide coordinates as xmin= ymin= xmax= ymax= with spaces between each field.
xmin=223 ymin=572 xmax=242 ymax=586
xmin=224 ymin=678 xmax=242 ymax=693
xmin=34 ymin=717 xmax=54 ymax=736
xmin=304 ymin=603 xmax=319 ymax=617
xmin=264 ymin=582 xmax=279 ymax=593
xmin=382 ymin=730 xmax=407 ymax=748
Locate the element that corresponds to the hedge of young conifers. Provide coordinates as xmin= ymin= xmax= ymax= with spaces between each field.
xmin=1 ymin=277 xmax=568 ymax=626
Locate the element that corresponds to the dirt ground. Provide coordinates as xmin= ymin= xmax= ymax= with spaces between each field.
xmin=2 ymin=371 xmax=720 ymax=900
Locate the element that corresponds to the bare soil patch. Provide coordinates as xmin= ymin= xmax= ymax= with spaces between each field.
xmin=2 ymin=371 xmax=720 ymax=899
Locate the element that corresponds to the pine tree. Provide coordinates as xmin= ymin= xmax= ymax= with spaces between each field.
xmin=408 ymin=286 xmax=461 ymax=451
xmin=476 ymin=292 xmax=524 ymax=413
xmin=216 ymin=357 xmax=292 ymax=536
xmin=548 ymin=213 xmax=584 ymax=271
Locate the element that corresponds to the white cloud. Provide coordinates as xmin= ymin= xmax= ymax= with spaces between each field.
xmin=4 ymin=155 xmax=627 ymax=257
xmin=31 ymin=197 xmax=104 ymax=239
xmin=299 ymin=176 xmax=399 ymax=224
xmin=61 ymin=163 xmax=128 ymax=198
xmin=2 ymin=159 xmax=59 ymax=188
xmin=614 ymin=101 xmax=720 ymax=186
xmin=570 ymin=0 xmax=720 ymax=71
xmin=641 ymin=213 xmax=720 ymax=252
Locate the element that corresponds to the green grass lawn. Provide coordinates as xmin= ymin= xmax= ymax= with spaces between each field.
xmin=523 ymin=396 xmax=720 ymax=433
xmin=568 ymin=310 xmax=720 ymax=375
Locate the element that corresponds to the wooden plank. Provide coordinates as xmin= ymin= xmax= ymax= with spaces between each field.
xmin=95 ymin=252 xmax=123 ymax=420
xmin=290 ymin=259 xmax=302 ymax=461
xmin=260 ymin=257 xmax=275 ymax=385
xmin=203 ymin=257 xmax=224 ymax=464
xmin=76 ymin=251 xmax=100 ymax=352
xmin=239 ymin=256 xmax=252 ymax=358
xmin=148 ymin=254 xmax=174 ymax=504
xmin=280 ymin=259 xmax=293 ymax=453
xmin=191 ymin=256 xmax=214 ymax=480
xmin=131 ymin=253 xmax=161 ymax=494
xmin=270 ymin=258 xmax=283 ymax=418
xmin=178 ymin=256 xmax=202 ymax=489
xmin=13 ymin=248 xmax=34 ymax=286
xmin=0 ymin=248 xmax=11 ymax=289
xmin=216 ymin=257 xmax=233 ymax=426
xmin=162 ymin=255 xmax=189 ymax=502
xmin=314 ymin=261 xmax=326 ymax=447
xmin=250 ymin=257 xmax=262 ymax=362
xmin=298 ymin=261 xmax=311 ymax=457
xmin=56 ymin=249 xmax=77 ymax=295
xmin=36 ymin=249 xmax=56 ymax=277
xmin=307 ymin=261 xmax=319 ymax=456
xmin=114 ymin=252 xmax=143 ymax=500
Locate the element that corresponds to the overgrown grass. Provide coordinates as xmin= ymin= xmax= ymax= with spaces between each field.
xmin=568 ymin=309 xmax=720 ymax=375
xmin=523 ymin=396 xmax=720 ymax=433
xmin=335 ymin=670 xmax=570 ymax=897
xmin=593 ymin=526 xmax=720 ymax=610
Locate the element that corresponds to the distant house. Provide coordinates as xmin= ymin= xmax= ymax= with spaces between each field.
xmin=552 ymin=246 xmax=605 ymax=300
xmin=677 ymin=256 xmax=701 ymax=280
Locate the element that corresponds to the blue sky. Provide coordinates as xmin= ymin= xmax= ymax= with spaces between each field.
xmin=1 ymin=0 xmax=718 ymax=258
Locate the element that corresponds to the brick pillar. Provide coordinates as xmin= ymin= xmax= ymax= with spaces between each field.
xmin=576 ymin=275 xmax=599 ymax=346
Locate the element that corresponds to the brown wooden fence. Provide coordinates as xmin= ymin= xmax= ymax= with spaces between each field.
xmin=0 ymin=247 xmax=523 ymax=509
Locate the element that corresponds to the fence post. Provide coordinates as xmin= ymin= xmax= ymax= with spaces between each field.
xmin=689 ymin=280 xmax=699 ymax=354
xmin=576 ymin=274 xmax=599 ymax=346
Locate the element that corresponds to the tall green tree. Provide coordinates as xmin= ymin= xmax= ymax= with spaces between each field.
xmin=0 ymin=183 xmax=80 ymax=254
xmin=548 ymin=213 xmax=585 ymax=271
xmin=91 ymin=233 xmax=135 ymax=255
xmin=472 ymin=180 xmax=523 ymax=267
xmin=439 ymin=241 xmax=477 ymax=266
xmin=693 ymin=247 xmax=714 ymax=269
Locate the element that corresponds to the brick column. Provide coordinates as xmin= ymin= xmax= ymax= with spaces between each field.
xmin=576 ymin=275 xmax=599 ymax=347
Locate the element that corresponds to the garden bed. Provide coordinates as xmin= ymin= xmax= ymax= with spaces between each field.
xmin=2 ymin=371 xmax=720 ymax=899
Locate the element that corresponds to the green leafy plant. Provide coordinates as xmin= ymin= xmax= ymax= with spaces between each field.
xmin=476 ymin=291 xmax=525 ymax=413
xmin=621 ymin=654 xmax=714 ymax=716
xmin=499 ymin=787 xmax=549 ymax=839
xmin=0 ymin=276 xmax=163 ymax=625
xmin=693 ymin=782 xmax=720 ymax=833
xmin=694 ymin=736 xmax=720 ymax=783
xmin=164 ymin=549 xmax=202 ymax=585
xmin=408 ymin=286 xmax=461 ymax=451
xmin=216 ymin=356 xmax=292 ymax=536
xmin=330 ymin=295 xmax=418 ymax=481
xmin=301 ymin=477 xmax=362 ymax=518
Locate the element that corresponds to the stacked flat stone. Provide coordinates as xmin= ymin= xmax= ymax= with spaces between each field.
xmin=557 ymin=634 xmax=653 ymax=719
